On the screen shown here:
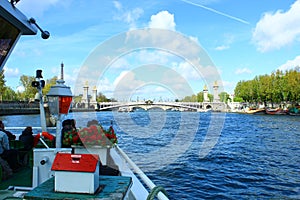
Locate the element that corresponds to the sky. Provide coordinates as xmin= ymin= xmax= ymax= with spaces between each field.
xmin=3 ymin=0 xmax=300 ymax=101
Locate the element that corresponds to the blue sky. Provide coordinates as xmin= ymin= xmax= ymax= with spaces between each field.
xmin=3 ymin=0 xmax=300 ymax=101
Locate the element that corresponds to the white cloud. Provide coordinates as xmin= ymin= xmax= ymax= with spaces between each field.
xmin=214 ymin=34 xmax=234 ymax=51
xmin=113 ymin=1 xmax=144 ymax=29
xmin=278 ymin=55 xmax=300 ymax=71
xmin=252 ymin=0 xmax=300 ymax=52
xmin=148 ymin=11 xmax=176 ymax=31
xmin=215 ymin=45 xmax=229 ymax=51
xmin=16 ymin=86 xmax=25 ymax=92
xmin=221 ymin=80 xmax=236 ymax=94
xmin=189 ymin=36 xmax=199 ymax=44
xmin=3 ymin=66 xmax=20 ymax=78
xmin=172 ymin=61 xmax=199 ymax=80
xmin=235 ymin=68 xmax=252 ymax=75
xmin=113 ymin=1 xmax=122 ymax=11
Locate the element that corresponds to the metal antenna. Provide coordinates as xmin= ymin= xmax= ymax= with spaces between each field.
xmin=61 ymin=62 xmax=64 ymax=81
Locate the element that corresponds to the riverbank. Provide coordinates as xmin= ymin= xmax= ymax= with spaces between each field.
xmin=0 ymin=101 xmax=40 ymax=116
xmin=0 ymin=108 xmax=40 ymax=116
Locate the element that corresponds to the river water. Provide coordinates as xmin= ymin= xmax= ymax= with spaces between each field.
xmin=1 ymin=111 xmax=300 ymax=199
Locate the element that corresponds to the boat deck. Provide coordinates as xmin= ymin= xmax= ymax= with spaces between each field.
xmin=24 ymin=176 xmax=132 ymax=200
xmin=0 ymin=166 xmax=32 ymax=190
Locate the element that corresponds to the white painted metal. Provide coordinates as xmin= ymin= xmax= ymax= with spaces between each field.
xmin=32 ymin=148 xmax=71 ymax=187
xmin=115 ymin=145 xmax=169 ymax=200
xmin=74 ymin=146 xmax=109 ymax=165
xmin=109 ymin=147 xmax=149 ymax=200
xmin=54 ymin=169 xmax=99 ymax=194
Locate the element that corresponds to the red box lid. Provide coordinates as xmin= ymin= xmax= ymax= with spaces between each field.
xmin=51 ymin=153 xmax=99 ymax=173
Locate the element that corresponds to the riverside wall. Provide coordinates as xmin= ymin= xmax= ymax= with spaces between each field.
xmin=0 ymin=101 xmax=40 ymax=116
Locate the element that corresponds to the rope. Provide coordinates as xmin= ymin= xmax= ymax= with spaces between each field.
xmin=146 ymin=186 xmax=168 ymax=200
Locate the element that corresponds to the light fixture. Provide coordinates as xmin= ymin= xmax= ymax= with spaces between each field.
xmin=46 ymin=62 xmax=73 ymax=147
xmin=46 ymin=79 xmax=73 ymax=116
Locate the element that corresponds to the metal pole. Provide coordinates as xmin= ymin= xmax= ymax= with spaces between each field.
xmin=55 ymin=114 xmax=62 ymax=148
xmin=37 ymin=78 xmax=47 ymax=132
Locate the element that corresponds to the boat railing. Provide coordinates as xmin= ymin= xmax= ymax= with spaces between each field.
xmin=115 ymin=145 xmax=169 ymax=200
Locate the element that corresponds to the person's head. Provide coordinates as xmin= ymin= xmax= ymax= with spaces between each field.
xmin=22 ymin=126 xmax=33 ymax=135
xmin=70 ymin=119 xmax=76 ymax=128
xmin=62 ymin=119 xmax=71 ymax=128
xmin=87 ymin=120 xmax=99 ymax=127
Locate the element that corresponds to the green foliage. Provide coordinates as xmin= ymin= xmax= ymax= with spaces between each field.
xmin=0 ymin=70 xmax=5 ymax=90
xmin=96 ymin=92 xmax=113 ymax=102
xmin=234 ymin=67 xmax=300 ymax=103
xmin=19 ymin=75 xmax=38 ymax=100
xmin=2 ymin=86 xmax=18 ymax=100
xmin=197 ymin=92 xmax=204 ymax=102
xmin=0 ymin=74 xmax=117 ymax=104
xmin=219 ymin=92 xmax=230 ymax=103
xmin=233 ymin=96 xmax=244 ymax=102
xmin=181 ymin=94 xmax=198 ymax=102
xmin=43 ymin=76 xmax=58 ymax=95
xmin=0 ymin=70 xmax=6 ymax=101
xmin=208 ymin=94 xmax=213 ymax=102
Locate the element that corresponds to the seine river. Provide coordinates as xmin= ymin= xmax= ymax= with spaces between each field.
xmin=1 ymin=111 xmax=300 ymax=199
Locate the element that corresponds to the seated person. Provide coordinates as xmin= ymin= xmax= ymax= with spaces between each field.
xmin=19 ymin=126 xmax=34 ymax=151
xmin=87 ymin=119 xmax=99 ymax=127
xmin=19 ymin=127 xmax=34 ymax=165
xmin=0 ymin=129 xmax=20 ymax=172
xmin=62 ymin=119 xmax=82 ymax=147
xmin=0 ymin=120 xmax=16 ymax=141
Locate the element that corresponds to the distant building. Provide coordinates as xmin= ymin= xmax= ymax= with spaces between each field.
xmin=79 ymin=82 xmax=97 ymax=109
xmin=203 ymin=84 xmax=209 ymax=102
xmin=81 ymin=81 xmax=89 ymax=108
xmin=213 ymin=81 xmax=220 ymax=102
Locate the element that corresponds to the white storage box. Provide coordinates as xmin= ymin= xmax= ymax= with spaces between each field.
xmin=74 ymin=146 xmax=110 ymax=165
xmin=51 ymin=153 xmax=100 ymax=194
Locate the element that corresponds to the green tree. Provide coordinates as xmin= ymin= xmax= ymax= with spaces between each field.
xmin=208 ymin=94 xmax=213 ymax=102
xmin=0 ymin=70 xmax=6 ymax=101
xmin=197 ymin=92 xmax=204 ymax=102
xmin=219 ymin=92 xmax=230 ymax=103
xmin=233 ymin=96 xmax=244 ymax=102
xmin=233 ymin=67 xmax=300 ymax=105
xmin=96 ymin=92 xmax=110 ymax=102
xmin=19 ymin=75 xmax=38 ymax=101
xmin=2 ymin=86 xmax=18 ymax=100
xmin=43 ymin=76 xmax=58 ymax=95
xmin=285 ymin=67 xmax=300 ymax=103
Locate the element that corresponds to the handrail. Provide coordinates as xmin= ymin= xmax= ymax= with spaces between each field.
xmin=115 ymin=145 xmax=169 ymax=200
xmin=6 ymin=127 xmax=56 ymax=130
xmin=6 ymin=126 xmax=56 ymax=148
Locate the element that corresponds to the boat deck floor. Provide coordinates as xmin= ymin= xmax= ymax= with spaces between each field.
xmin=0 ymin=166 xmax=32 ymax=190
xmin=24 ymin=176 xmax=132 ymax=200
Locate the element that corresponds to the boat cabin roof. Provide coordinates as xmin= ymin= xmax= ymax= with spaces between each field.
xmin=51 ymin=153 xmax=99 ymax=173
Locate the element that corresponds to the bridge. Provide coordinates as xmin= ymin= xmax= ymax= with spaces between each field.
xmin=91 ymin=101 xmax=226 ymax=112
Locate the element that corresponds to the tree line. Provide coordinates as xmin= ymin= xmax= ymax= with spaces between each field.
xmin=0 ymin=70 xmax=57 ymax=101
xmin=180 ymin=67 xmax=300 ymax=105
xmin=2 ymin=67 xmax=299 ymax=104
xmin=0 ymin=70 xmax=112 ymax=102
xmin=234 ymin=67 xmax=300 ymax=105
